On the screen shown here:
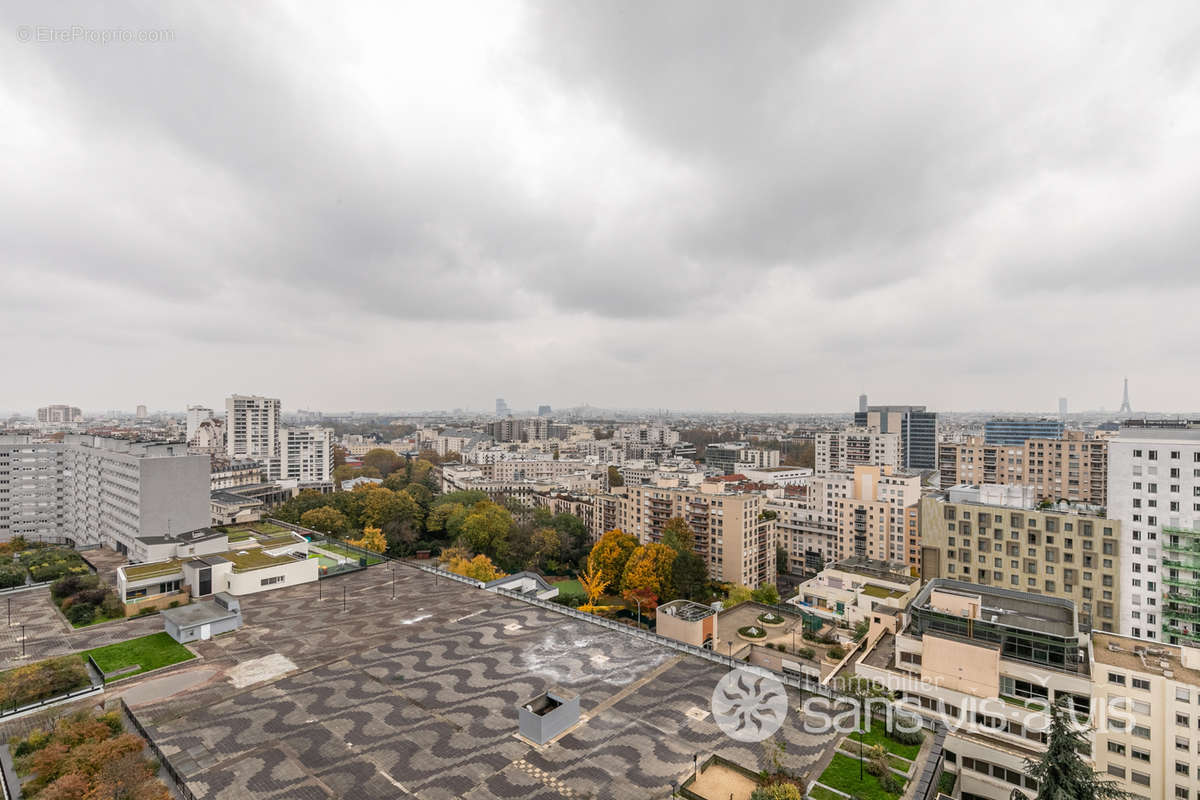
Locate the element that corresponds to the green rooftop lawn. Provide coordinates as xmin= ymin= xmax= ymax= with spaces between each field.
xmin=861 ymin=584 xmax=905 ymax=599
xmin=314 ymin=541 xmax=383 ymax=565
xmin=226 ymin=530 xmax=254 ymax=542
xmin=851 ymin=721 xmax=923 ymax=760
xmin=550 ymin=578 xmax=583 ymax=595
xmin=806 ymin=786 xmax=844 ymax=800
xmin=122 ymin=560 xmax=183 ymax=581
xmin=255 ymin=533 xmax=299 ymax=549
xmin=225 ymin=549 xmax=292 ymax=571
xmin=83 ymin=632 xmax=195 ymax=681
xmin=252 ymin=522 xmax=288 ymax=534
xmin=816 ymin=753 xmax=907 ymax=800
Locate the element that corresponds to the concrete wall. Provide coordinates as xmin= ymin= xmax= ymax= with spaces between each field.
xmin=223 ymin=557 xmax=318 ymax=595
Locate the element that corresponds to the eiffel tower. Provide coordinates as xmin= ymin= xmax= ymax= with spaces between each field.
xmin=1119 ymin=377 xmax=1132 ymax=415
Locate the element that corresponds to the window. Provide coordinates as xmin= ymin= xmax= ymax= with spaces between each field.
xmin=259 ymin=575 xmax=285 ymax=587
xmin=1108 ymin=741 xmax=1126 ymax=755
xmin=1132 ymin=771 xmax=1150 ymax=786
xmin=1132 ymin=677 xmax=1151 ymax=691
xmin=1133 ymin=724 xmax=1152 ymax=739
xmin=1109 ymin=672 xmax=1127 ymax=686
xmin=1131 ymin=748 xmax=1150 ymax=762
xmin=1177 ymin=762 xmax=1190 ymax=776
xmin=1178 ymin=687 xmax=1192 ymax=702
xmin=1107 ymin=765 xmax=1126 ymax=779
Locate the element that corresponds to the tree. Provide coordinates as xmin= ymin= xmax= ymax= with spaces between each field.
xmin=359 ymin=486 xmax=419 ymax=530
xmin=448 ymin=554 xmax=505 ymax=582
xmin=752 ymin=584 xmax=781 ymax=605
xmin=426 ymin=502 xmax=465 ymax=536
xmin=1013 ymin=698 xmax=1132 ymax=800
xmin=529 ymin=528 xmax=564 ymax=571
xmin=607 ymin=465 xmax=624 ymax=487
xmin=458 ymin=500 xmax=513 ymax=559
xmin=776 ymin=545 xmax=789 ymax=574
xmin=844 ymin=675 xmax=892 ymax=723
xmin=670 ymin=550 xmax=709 ymax=601
xmin=725 ymin=584 xmax=753 ymax=608
xmin=620 ymin=543 xmax=675 ymax=597
xmin=362 ymin=448 xmax=404 ymax=477
xmin=749 ymin=786 xmax=801 ymax=800
xmin=350 ymin=526 xmax=387 ymax=553
xmin=623 ymin=586 xmax=659 ymax=618
xmin=578 ymin=564 xmax=610 ymax=612
xmin=660 ymin=517 xmax=694 ymax=554
xmin=587 ymin=529 xmax=638 ymax=587
xmin=300 ymin=506 xmax=348 ymax=534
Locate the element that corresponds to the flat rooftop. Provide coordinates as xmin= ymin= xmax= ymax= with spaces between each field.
xmin=1093 ymin=632 xmax=1200 ymax=684
xmin=914 ymin=580 xmax=1077 ymax=639
xmin=125 ymin=567 xmax=836 ymax=799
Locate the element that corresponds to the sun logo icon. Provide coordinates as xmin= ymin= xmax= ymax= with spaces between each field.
xmin=710 ymin=668 xmax=789 ymax=742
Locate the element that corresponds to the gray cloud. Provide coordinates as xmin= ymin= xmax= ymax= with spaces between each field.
xmin=2 ymin=1 xmax=1200 ymax=412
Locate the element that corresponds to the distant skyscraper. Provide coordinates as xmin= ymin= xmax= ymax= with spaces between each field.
xmin=495 ymin=398 xmax=510 ymax=417
xmin=36 ymin=405 xmax=81 ymax=424
xmin=1118 ymin=377 xmax=1132 ymax=415
xmin=136 ymin=405 xmax=147 ymax=419
xmin=1058 ymin=397 xmax=1068 ymax=418
xmin=538 ymin=405 xmax=552 ymax=417
xmin=858 ymin=394 xmax=868 ymax=413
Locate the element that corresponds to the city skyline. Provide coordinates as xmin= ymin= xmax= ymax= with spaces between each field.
xmin=5 ymin=3 xmax=1200 ymax=411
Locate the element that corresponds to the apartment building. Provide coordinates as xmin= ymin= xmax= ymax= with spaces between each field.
xmin=918 ymin=488 xmax=1121 ymax=633
xmin=823 ymin=465 xmax=921 ymax=564
xmin=613 ymin=424 xmax=680 ymax=447
xmin=984 ymin=417 xmax=1064 ymax=445
xmin=189 ymin=418 xmax=225 ymax=455
xmin=854 ymin=404 xmax=937 ymax=470
xmin=37 ymin=405 xmax=81 ymax=424
xmin=612 ymin=481 xmax=776 ymax=588
xmin=1091 ymin=632 xmax=1200 ymax=800
xmin=705 ymin=442 xmax=781 ymax=474
xmin=185 ymin=405 xmax=214 ymax=442
xmin=1109 ymin=420 xmax=1200 ymax=644
xmin=225 ymin=395 xmax=280 ymax=460
xmin=270 ymin=426 xmax=334 ymax=483
xmin=815 ymin=427 xmax=900 ymax=475
xmin=937 ymin=437 xmax=1025 ymax=489
xmin=0 ymin=434 xmax=209 ymax=558
xmin=938 ymin=431 xmax=1107 ymax=506
xmin=854 ymin=580 xmax=1093 ymax=800
xmin=210 ymin=459 xmax=264 ymax=491
xmin=769 ymin=483 xmax=838 ymax=575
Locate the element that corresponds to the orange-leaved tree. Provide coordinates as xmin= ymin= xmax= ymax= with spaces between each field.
xmin=349 ymin=526 xmax=387 ymax=554
xmin=577 ymin=564 xmax=610 ymax=613
xmin=587 ymin=529 xmax=638 ymax=588
xmin=620 ymin=542 xmax=675 ymax=598
xmin=448 ymin=554 xmax=505 ymax=582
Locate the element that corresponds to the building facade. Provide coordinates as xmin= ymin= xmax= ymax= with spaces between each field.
xmin=815 ymin=427 xmax=900 ymax=475
xmin=984 ymin=418 xmax=1064 ymax=445
xmin=1108 ymin=421 xmax=1200 ymax=644
xmin=611 ymin=482 xmax=776 ymax=588
xmin=918 ymin=491 xmax=1121 ymax=632
xmin=854 ymin=405 xmax=937 ymax=470
xmin=186 ymin=405 xmax=214 ymax=442
xmin=938 ymin=431 xmax=1107 ymax=506
xmin=270 ymin=426 xmax=334 ymax=483
xmin=37 ymin=405 xmax=82 ymax=425
xmin=823 ymin=465 xmax=921 ymax=564
xmin=225 ymin=395 xmax=281 ymax=460
xmin=0 ymin=434 xmax=210 ymax=557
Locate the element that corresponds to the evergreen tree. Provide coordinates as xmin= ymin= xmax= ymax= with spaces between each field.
xmin=1013 ymin=698 xmax=1131 ymax=800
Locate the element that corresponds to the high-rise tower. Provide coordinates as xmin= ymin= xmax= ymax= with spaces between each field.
xmin=1118 ymin=377 xmax=1132 ymax=415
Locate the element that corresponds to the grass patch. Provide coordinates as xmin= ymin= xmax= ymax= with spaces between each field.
xmin=226 ymin=530 xmax=254 ymax=542
xmin=850 ymin=721 xmax=923 ymax=760
xmin=83 ymin=632 xmax=195 ymax=681
xmin=551 ymin=578 xmax=583 ymax=595
xmin=252 ymin=522 xmax=288 ymax=534
xmin=937 ymin=770 xmax=955 ymax=795
xmin=316 ymin=541 xmax=383 ymax=565
xmin=817 ymin=753 xmax=906 ymax=800
xmin=807 ymin=786 xmax=844 ymax=800
xmin=861 ymin=584 xmax=904 ymax=599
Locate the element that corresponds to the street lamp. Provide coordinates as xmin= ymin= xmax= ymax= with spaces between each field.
xmin=391 ymin=567 xmax=396 ymax=600
xmin=858 ymin=729 xmax=864 ymax=780
xmin=20 ymin=624 xmax=25 ymax=658
xmin=693 ymin=753 xmax=698 ymax=781
xmin=633 ymin=596 xmax=642 ymax=629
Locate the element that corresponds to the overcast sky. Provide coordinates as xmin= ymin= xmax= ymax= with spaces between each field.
xmin=4 ymin=2 xmax=1200 ymax=415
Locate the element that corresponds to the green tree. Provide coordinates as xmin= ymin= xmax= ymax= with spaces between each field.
xmin=660 ymin=517 xmax=693 ymax=554
xmin=300 ymin=506 xmax=348 ymax=534
xmin=620 ymin=543 xmax=675 ymax=598
xmin=1013 ymin=698 xmax=1132 ymax=800
xmin=607 ymin=465 xmax=624 ymax=487
xmin=751 ymin=584 xmax=781 ymax=605
xmin=587 ymin=529 xmax=638 ymax=587
xmin=529 ymin=528 xmax=564 ymax=571
xmin=359 ymin=486 xmax=418 ymax=530
xmin=362 ymin=448 xmax=404 ymax=477
xmin=670 ymin=550 xmax=709 ymax=601
xmin=458 ymin=501 xmax=513 ymax=559
xmin=776 ymin=545 xmax=789 ymax=574
xmin=749 ymin=785 xmax=801 ymax=800
xmin=725 ymin=584 xmax=753 ymax=608
xmin=426 ymin=502 xmax=466 ymax=536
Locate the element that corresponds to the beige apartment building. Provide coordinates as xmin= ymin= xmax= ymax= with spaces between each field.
xmin=823 ymin=465 xmax=921 ymax=565
xmin=919 ymin=491 xmax=1120 ymax=632
xmin=939 ymin=430 xmax=1108 ymax=506
xmin=612 ymin=481 xmax=775 ymax=588
xmin=815 ymin=427 xmax=900 ymax=475
xmin=1091 ymin=632 xmax=1200 ymax=800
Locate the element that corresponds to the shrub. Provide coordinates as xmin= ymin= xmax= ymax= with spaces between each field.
xmin=890 ymin=718 xmax=924 ymax=745
xmin=136 ymin=605 xmax=158 ymax=617
xmin=100 ymin=593 xmax=126 ymax=620
xmin=0 ymin=564 xmax=26 ymax=590
xmin=750 ymin=785 xmax=802 ymax=800
xmin=827 ymin=646 xmax=846 ymax=660
xmin=168 ymin=600 xmax=180 ymax=608
xmin=798 ymin=647 xmax=815 ymax=659
xmin=66 ymin=603 xmax=96 ymax=626
xmin=0 ymin=656 xmax=90 ymax=708
xmin=880 ymin=771 xmax=904 ymax=794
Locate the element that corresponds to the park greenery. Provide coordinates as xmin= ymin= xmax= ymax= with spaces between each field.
xmin=50 ymin=573 xmax=125 ymax=627
xmin=11 ymin=709 xmax=170 ymax=799
xmin=0 ymin=656 xmax=91 ymax=710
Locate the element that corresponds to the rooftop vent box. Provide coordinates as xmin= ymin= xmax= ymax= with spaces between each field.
xmin=518 ymin=687 xmax=580 ymax=745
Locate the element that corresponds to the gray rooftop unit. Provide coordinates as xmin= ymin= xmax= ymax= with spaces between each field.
xmin=518 ymin=687 xmax=580 ymax=745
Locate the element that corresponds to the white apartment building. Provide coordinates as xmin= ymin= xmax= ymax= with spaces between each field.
xmin=0 ymin=434 xmax=210 ymax=558
xmin=37 ymin=405 xmax=81 ymax=425
xmin=270 ymin=426 xmax=334 ymax=483
xmin=815 ymin=427 xmax=900 ymax=475
xmin=226 ymin=395 xmax=281 ymax=461
xmin=1108 ymin=421 xmax=1200 ymax=644
xmin=189 ymin=418 xmax=225 ymax=455
xmin=738 ymin=466 xmax=813 ymax=486
xmin=823 ymin=465 xmax=922 ymax=564
xmin=613 ymin=424 xmax=680 ymax=447
xmin=186 ymin=405 xmax=214 ymax=442
xmin=768 ymin=482 xmax=838 ymax=574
